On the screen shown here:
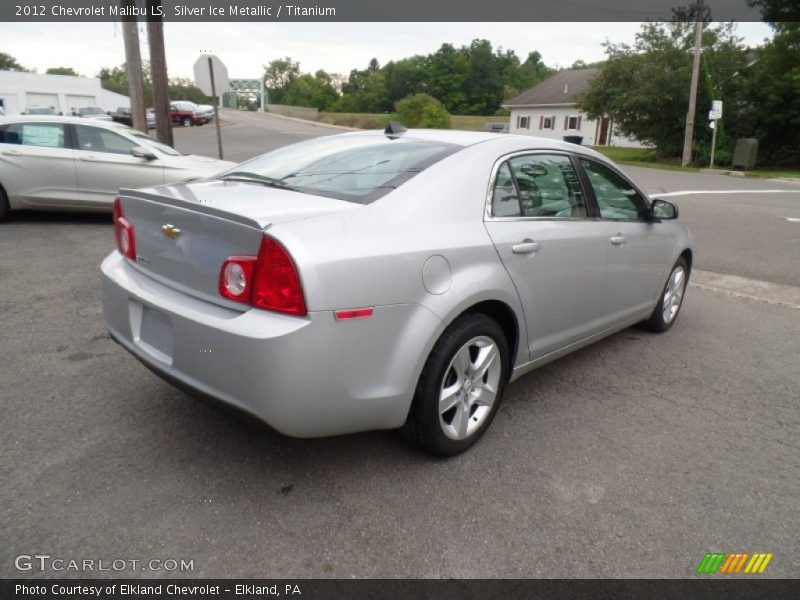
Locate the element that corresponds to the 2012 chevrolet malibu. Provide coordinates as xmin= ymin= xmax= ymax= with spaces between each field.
xmin=101 ymin=126 xmax=692 ymax=455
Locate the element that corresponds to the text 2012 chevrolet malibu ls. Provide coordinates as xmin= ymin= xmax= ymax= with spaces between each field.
xmin=102 ymin=126 xmax=692 ymax=455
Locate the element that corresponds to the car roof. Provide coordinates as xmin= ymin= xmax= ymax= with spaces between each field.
xmin=338 ymin=128 xmax=609 ymax=160
xmin=0 ymin=115 xmax=130 ymax=130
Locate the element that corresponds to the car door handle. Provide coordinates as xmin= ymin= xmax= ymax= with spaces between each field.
xmin=610 ymin=235 xmax=626 ymax=246
xmin=2 ymin=149 xmax=22 ymax=156
xmin=512 ymin=240 xmax=541 ymax=254
xmin=79 ymin=155 xmax=99 ymax=162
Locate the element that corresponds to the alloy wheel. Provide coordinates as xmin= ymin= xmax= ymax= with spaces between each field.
xmin=438 ymin=336 xmax=502 ymax=440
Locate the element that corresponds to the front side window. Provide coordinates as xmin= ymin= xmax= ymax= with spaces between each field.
xmin=0 ymin=122 xmax=66 ymax=148
xmin=74 ymin=125 xmax=137 ymax=155
xmin=220 ymin=135 xmax=460 ymax=204
xmin=508 ymin=154 xmax=586 ymax=218
xmin=129 ymin=130 xmax=180 ymax=156
xmin=581 ymin=159 xmax=647 ymax=220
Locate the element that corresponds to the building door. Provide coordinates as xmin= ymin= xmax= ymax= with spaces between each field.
xmin=597 ymin=118 xmax=610 ymax=146
xmin=25 ymin=92 xmax=60 ymax=113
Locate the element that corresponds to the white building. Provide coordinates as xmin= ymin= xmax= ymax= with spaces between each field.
xmin=504 ymin=68 xmax=645 ymax=148
xmin=0 ymin=71 xmax=129 ymax=116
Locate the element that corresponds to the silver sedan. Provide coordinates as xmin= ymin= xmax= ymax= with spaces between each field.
xmin=0 ymin=116 xmax=233 ymax=218
xmin=101 ymin=126 xmax=692 ymax=455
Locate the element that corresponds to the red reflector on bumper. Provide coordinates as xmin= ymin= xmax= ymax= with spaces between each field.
xmin=334 ymin=308 xmax=374 ymax=320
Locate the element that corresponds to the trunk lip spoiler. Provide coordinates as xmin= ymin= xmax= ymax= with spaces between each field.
xmin=118 ymin=187 xmax=270 ymax=230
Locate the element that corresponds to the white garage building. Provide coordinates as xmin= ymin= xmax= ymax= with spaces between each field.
xmin=0 ymin=71 xmax=129 ymax=116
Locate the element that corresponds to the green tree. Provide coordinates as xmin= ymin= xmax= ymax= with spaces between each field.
xmin=579 ymin=21 xmax=749 ymax=159
xmin=737 ymin=25 xmax=800 ymax=164
xmin=0 ymin=52 xmax=31 ymax=71
xmin=737 ymin=1 xmax=800 ymax=164
xmin=283 ymin=70 xmax=339 ymax=110
xmin=263 ymin=57 xmax=300 ymax=104
xmin=464 ymin=39 xmax=503 ymax=115
xmin=395 ymin=93 xmax=451 ymax=128
xmin=46 ymin=67 xmax=80 ymax=76
xmin=97 ymin=63 xmax=154 ymax=106
xmin=426 ymin=44 xmax=469 ymax=114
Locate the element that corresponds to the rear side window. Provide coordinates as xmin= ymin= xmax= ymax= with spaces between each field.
xmin=491 ymin=154 xmax=586 ymax=218
xmin=508 ymin=155 xmax=586 ymax=217
xmin=0 ymin=122 xmax=66 ymax=148
xmin=221 ymin=135 xmax=461 ymax=204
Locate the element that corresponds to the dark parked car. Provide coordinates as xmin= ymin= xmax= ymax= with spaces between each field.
xmin=72 ymin=106 xmax=112 ymax=121
xmin=484 ymin=122 xmax=509 ymax=133
xmin=170 ymin=101 xmax=211 ymax=127
xmin=111 ymin=107 xmax=156 ymax=129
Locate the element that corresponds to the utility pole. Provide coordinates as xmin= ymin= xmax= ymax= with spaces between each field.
xmin=681 ymin=0 xmax=705 ymax=167
xmin=147 ymin=0 xmax=173 ymax=146
xmin=121 ymin=0 xmax=146 ymax=133
xmin=208 ymin=56 xmax=224 ymax=159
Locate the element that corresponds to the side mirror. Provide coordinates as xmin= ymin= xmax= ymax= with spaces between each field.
xmin=131 ymin=146 xmax=157 ymax=160
xmin=650 ymin=198 xmax=679 ymax=220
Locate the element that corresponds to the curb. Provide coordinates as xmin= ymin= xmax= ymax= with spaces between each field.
xmin=699 ymin=168 xmax=745 ymax=177
xmin=251 ymin=110 xmax=358 ymax=131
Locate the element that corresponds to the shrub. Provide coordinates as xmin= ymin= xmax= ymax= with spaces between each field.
xmin=394 ymin=93 xmax=451 ymax=128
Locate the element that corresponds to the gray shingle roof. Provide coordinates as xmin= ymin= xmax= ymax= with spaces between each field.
xmin=505 ymin=68 xmax=599 ymax=107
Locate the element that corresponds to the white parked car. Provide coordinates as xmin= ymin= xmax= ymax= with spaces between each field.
xmin=0 ymin=116 xmax=234 ymax=218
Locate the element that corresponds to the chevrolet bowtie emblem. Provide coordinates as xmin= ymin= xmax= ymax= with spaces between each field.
xmin=162 ymin=224 xmax=182 ymax=239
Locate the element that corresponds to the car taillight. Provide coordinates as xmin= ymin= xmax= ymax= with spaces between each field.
xmin=218 ymin=236 xmax=307 ymax=316
xmin=113 ymin=197 xmax=136 ymax=260
xmin=218 ymin=256 xmax=256 ymax=302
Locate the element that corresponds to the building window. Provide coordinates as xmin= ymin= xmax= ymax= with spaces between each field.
xmin=541 ymin=116 xmax=555 ymax=130
xmin=566 ymin=115 xmax=582 ymax=130
xmin=518 ymin=116 xmax=530 ymax=129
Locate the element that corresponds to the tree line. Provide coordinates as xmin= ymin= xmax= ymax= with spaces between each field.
xmin=264 ymin=40 xmax=552 ymax=116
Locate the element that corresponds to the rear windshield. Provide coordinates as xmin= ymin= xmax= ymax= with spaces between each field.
xmin=219 ymin=135 xmax=461 ymax=204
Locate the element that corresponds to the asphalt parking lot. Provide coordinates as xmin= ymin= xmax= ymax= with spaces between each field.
xmin=2 ymin=112 xmax=799 ymax=578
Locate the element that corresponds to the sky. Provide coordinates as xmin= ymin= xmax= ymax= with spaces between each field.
xmin=1 ymin=21 xmax=775 ymax=81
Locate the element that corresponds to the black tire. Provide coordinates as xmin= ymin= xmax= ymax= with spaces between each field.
xmin=640 ymin=256 xmax=689 ymax=333
xmin=402 ymin=313 xmax=510 ymax=456
xmin=0 ymin=185 xmax=9 ymax=220
xmin=181 ymin=117 xmax=193 ymax=127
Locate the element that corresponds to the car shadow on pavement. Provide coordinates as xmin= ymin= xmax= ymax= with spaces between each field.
xmin=2 ymin=209 xmax=112 ymax=225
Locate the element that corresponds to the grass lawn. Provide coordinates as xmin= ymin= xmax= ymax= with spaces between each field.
xmin=317 ymin=112 xmax=503 ymax=131
xmin=591 ymin=146 xmax=800 ymax=179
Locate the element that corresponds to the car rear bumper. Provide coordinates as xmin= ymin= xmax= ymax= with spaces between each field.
xmin=101 ymin=252 xmax=442 ymax=437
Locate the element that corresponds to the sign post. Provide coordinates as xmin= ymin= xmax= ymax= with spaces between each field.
xmin=708 ymin=100 xmax=723 ymax=169
xmin=193 ymin=54 xmax=230 ymax=160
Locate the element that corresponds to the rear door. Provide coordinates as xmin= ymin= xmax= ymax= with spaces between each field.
xmin=484 ymin=152 xmax=609 ymax=360
xmin=0 ymin=121 xmax=78 ymax=207
xmin=578 ymin=158 xmax=673 ymax=325
xmin=72 ymin=123 xmax=164 ymax=207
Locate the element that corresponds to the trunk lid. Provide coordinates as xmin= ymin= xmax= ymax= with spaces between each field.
xmin=118 ymin=180 xmax=358 ymax=308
